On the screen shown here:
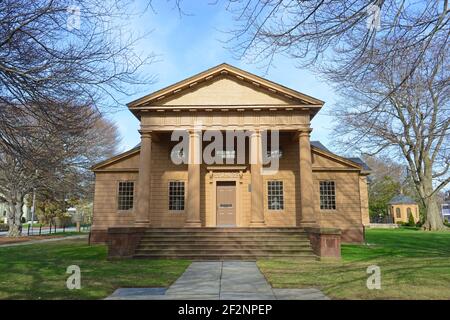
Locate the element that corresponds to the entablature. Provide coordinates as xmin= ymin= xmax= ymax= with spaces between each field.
xmin=140 ymin=109 xmax=310 ymax=131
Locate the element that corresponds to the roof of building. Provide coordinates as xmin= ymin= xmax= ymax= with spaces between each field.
xmin=310 ymin=141 xmax=330 ymax=152
xmin=345 ymin=157 xmax=371 ymax=171
xmin=388 ymin=194 xmax=417 ymax=205
xmin=310 ymin=141 xmax=370 ymax=172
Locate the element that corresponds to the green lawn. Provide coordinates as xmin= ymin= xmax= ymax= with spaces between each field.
xmin=2 ymin=228 xmax=449 ymax=300
xmin=0 ymin=239 xmax=190 ymax=300
xmin=258 ymin=228 xmax=450 ymax=299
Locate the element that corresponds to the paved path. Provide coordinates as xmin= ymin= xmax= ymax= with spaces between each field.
xmin=0 ymin=234 xmax=88 ymax=248
xmin=107 ymin=261 xmax=329 ymax=300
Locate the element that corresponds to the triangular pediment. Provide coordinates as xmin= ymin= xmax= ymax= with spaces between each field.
xmin=91 ymin=147 xmax=140 ymax=171
xmin=158 ymin=76 xmax=294 ymax=106
xmin=128 ymin=63 xmax=324 ymax=112
xmin=311 ymin=147 xmax=363 ymax=171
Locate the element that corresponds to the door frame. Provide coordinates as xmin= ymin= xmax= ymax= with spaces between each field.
xmin=211 ymin=177 xmax=241 ymax=227
xmin=216 ymin=181 xmax=238 ymax=227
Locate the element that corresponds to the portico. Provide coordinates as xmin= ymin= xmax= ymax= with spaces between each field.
xmin=130 ymin=127 xmax=317 ymax=228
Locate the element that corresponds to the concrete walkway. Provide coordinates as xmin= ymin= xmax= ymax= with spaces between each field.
xmin=107 ymin=261 xmax=329 ymax=300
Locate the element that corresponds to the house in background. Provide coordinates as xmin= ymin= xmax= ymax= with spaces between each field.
xmin=0 ymin=200 xmax=30 ymax=224
xmin=0 ymin=202 xmax=6 ymax=224
xmin=442 ymin=191 xmax=450 ymax=222
xmin=90 ymin=63 xmax=370 ymax=259
xmin=388 ymin=194 xmax=419 ymax=224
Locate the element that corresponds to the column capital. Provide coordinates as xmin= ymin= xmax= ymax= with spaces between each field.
xmin=139 ymin=130 xmax=153 ymax=139
xmin=292 ymin=128 xmax=312 ymax=142
xmin=298 ymin=128 xmax=313 ymax=137
xmin=250 ymin=129 xmax=261 ymax=137
xmin=188 ymin=129 xmax=201 ymax=137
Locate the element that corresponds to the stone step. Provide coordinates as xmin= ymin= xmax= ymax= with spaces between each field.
xmin=133 ymin=228 xmax=315 ymax=260
xmin=141 ymin=238 xmax=310 ymax=245
xmin=143 ymin=231 xmax=307 ymax=236
xmin=137 ymin=242 xmax=312 ymax=249
xmin=135 ymin=248 xmax=314 ymax=255
xmin=143 ymin=228 xmax=305 ymax=232
xmin=133 ymin=253 xmax=318 ymax=260
xmin=140 ymin=235 xmax=309 ymax=240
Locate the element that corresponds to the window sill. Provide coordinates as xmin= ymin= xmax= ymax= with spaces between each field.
xmin=117 ymin=210 xmax=134 ymax=214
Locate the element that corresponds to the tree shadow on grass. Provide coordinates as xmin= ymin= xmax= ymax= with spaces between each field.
xmin=0 ymin=239 xmax=191 ymax=299
xmin=342 ymin=229 xmax=450 ymax=262
xmin=259 ymin=256 xmax=450 ymax=299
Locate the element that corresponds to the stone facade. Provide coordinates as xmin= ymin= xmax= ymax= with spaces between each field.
xmin=90 ymin=63 xmax=370 ymax=256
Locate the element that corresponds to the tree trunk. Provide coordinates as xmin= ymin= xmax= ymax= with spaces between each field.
xmin=6 ymin=195 xmax=24 ymax=237
xmin=7 ymin=224 xmax=22 ymax=237
xmin=422 ymin=194 xmax=446 ymax=230
xmin=421 ymin=175 xmax=446 ymax=231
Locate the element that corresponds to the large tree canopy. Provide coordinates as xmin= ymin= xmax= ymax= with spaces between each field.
xmin=0 ymin=0 xmax=152 ymax=236
xmin=224 ymin=0 xmax=448 ymax=81
xmin=0 ymin=105 xmax=120 ymax=236
xmin=0 ymin=0 xmax=154 ymax=158
xmin=333 ymin=40 xmax=448 ymax=230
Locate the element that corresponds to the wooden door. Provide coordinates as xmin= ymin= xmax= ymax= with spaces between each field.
xmin=216 ymin=181 xmax=236 ymax=226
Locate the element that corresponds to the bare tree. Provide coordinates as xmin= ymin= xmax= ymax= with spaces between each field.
xmin=333 ymin=42 xmax=449 ymax=230
xmin=0 ymin=0 xmax=154 ymax=159
xmin=362 ymin=155 xmax=405 ymax=184
xmin=222 ymin=0 xmax=448 ymax=80
xmin=0 ymin=105 xmax=121 ymax=236
xmin=0 ymin=0 xmax=151 ymax=236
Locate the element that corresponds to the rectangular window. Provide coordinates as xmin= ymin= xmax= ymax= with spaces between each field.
xmin=118 ymin=181 xmax=134 ymax=211
xmin=268 ymin=181 xmax=284 ymax=210
xmin=170 ymin=149 xmax=185 ymax=161
xmin=320 ymin=181 xmax=336 ymax=210
xmin=216 ymin=150 xmax=236 ymax=159
xmin=266 ymin=149 xmax=283 ymax=158
xmin=169 ymin=181 xmax=185 ymax=211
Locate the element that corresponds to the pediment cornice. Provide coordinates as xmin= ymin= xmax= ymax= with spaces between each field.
xmin=128 ymin=63 xmax=324 ymax=118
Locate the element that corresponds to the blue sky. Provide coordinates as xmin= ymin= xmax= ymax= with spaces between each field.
xmin=110 ymin=1 xmax=337 ymax=152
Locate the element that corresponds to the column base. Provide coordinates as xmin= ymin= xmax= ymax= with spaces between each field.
xmin=107 ymin=227 xmax=147 ymax=259
xmin=89 ymin=229 xmax=108 ymax=244
xmin=304 ymin=227 xmax=341 ymax=259
xmin=184 ymin=221 xmax=202 ymax=227
xmin=250 ymin=221 xmax=266 ymax=227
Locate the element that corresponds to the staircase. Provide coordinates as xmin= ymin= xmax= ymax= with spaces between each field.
xmin=133 ymin=228 xmax=317 ymax=260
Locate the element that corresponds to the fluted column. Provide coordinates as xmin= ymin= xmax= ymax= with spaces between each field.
xmin=250 ymin=130 xmax=265 ymax=226
xmin=135 ymin=131 xmax=152 ymax=226
xmin=298 ymin=129 xmax=316 ymax=226
xmin=185 ymin=130 xmax=201 ymax=227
